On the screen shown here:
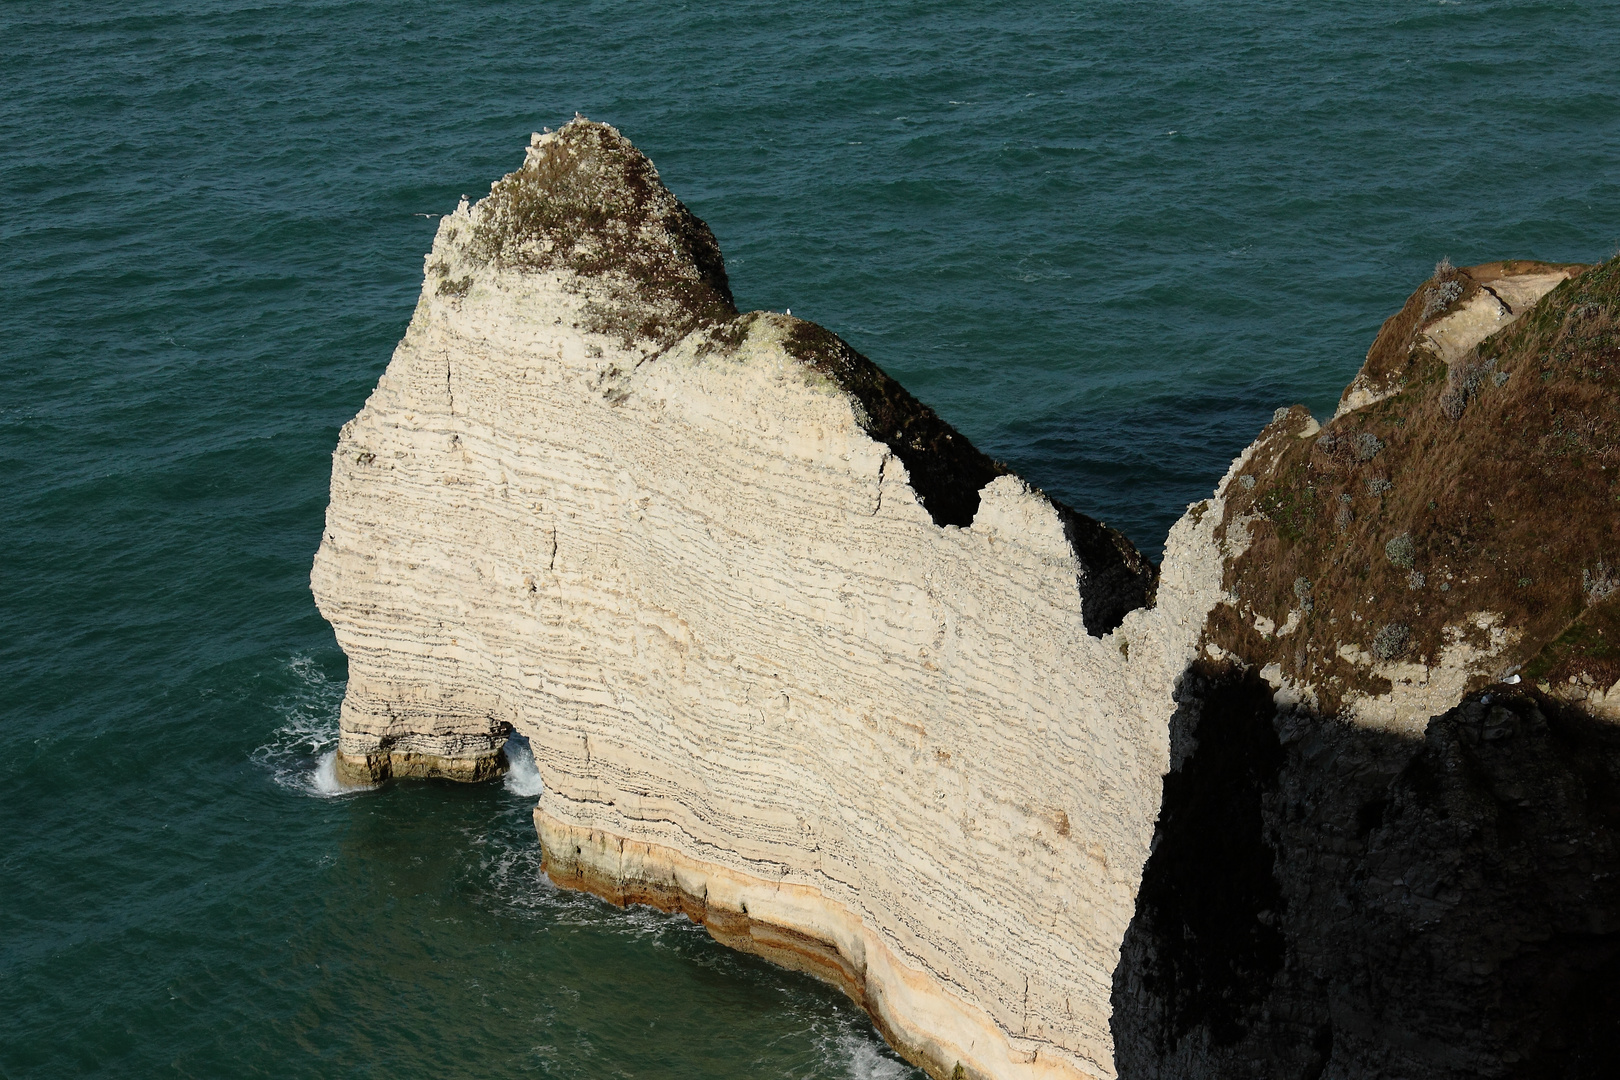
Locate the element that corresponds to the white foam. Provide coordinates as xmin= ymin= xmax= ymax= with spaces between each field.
xmin=504 ymin=734 xmax=545 ymax=797
xmin=252 ymin=653 xmax=372 ymax=798
xmin=831 ymin=1033 xmax=915 ymax=1080
xmin=309 ymin=750 xmax=355 ymax=797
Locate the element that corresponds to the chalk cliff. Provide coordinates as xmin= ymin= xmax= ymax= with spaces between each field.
xmin=313 ymin=119 xmax=1620 ymax=1078
xmin=313 ymin=119 xmax=1194 ymax=1080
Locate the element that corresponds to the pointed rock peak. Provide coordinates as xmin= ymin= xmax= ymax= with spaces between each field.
xmin=467 ymin=117 xmax=736 ymax=346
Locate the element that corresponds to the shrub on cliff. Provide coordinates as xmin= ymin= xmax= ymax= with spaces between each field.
xmin=1373 ymin=623 xmax=1411 ymax=660
xmin=1385 ymin=533 xmax=1415 ymax=570
xmin=1422 ymin=257 xmax=1464 ymax=321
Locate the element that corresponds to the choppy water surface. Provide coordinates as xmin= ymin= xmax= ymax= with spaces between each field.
xmin=3 ymin=1 xmax=1616 ymax=1075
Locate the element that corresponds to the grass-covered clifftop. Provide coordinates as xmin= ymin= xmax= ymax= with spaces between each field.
xmin=1208 ymin=256 xmax=1620 ymax=711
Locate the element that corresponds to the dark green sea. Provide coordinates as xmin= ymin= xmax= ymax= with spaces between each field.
xmin=4 ymin=2 xmax=1617 ymax=1076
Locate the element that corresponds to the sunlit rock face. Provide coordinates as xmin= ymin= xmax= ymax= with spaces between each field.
xmin=312 ymin=120 xmax=1208 ymax=1080
xmin=313 ymin=118 xmax=1620 ymax=1079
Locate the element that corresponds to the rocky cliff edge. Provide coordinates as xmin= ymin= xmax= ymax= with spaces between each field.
xmin=312 ymin=119 xmax=1620 ymax=1079
xmin=313 ymin=119 xmax=1195 ymax=1080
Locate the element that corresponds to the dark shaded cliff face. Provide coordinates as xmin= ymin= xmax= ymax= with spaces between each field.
xmin=1113 ymin=668 xmax=1620 ymax=1080
xmin=1208 ymin=258 xmax=1620 ymax=711
xmin=1114 ymin=664 xmax=1287 ymax=1054
xmin=1113 ymin=258 xmax=1620 ymax=1078
xmin=1059 ymin=503 xmax=1161 ymax=637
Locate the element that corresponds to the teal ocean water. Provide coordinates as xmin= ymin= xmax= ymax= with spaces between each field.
xmin=4 ymin=2 xmax=1617 ymax=1075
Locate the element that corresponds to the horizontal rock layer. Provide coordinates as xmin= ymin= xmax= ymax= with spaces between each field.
xmin=312 ymin=120 xmax=1218 ymax=1080
xmin=313 ymin=118 xmax=1620 ymax=1078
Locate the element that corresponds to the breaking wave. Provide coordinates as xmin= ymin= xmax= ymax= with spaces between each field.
xmin=503 ymin=733 xmax=545 ymax=797
xmin=821 ymin=1030 xmax=916 ymax=1080
xmin=251 ymin=653 xmax=367 ymax=797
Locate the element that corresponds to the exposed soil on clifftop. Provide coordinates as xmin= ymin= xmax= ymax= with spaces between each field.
xmin=1209 ymin=256 xmax=1620 ymax=711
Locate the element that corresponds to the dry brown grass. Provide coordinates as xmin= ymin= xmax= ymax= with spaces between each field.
xmin=1210 ymin=256 xmax=1620 ymax=710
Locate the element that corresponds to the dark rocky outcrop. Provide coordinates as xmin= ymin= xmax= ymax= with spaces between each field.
xmin=1113 ymin=257 xmax=1620 ymax=1079
xmin=1114 ymin=672 xmax=1620 ymax=1079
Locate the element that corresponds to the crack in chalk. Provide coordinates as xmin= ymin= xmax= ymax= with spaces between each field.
xmin=549 ymin=525 xmax=558 ymax=570
xmin=873 ymin=455 xmax=887 ymax=516
xmin=1479 ymin=282 xmax=1514 ymax=316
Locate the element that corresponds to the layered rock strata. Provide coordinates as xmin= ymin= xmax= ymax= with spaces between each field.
xmin=314 ymin=118 xmax=1620 ymax=1079
xmin=312 ymin=119 xmax=1200 ymax=1080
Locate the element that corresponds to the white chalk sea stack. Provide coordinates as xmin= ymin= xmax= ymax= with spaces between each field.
xmin=311 ymin=119 xmax=1233 ymax=1080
